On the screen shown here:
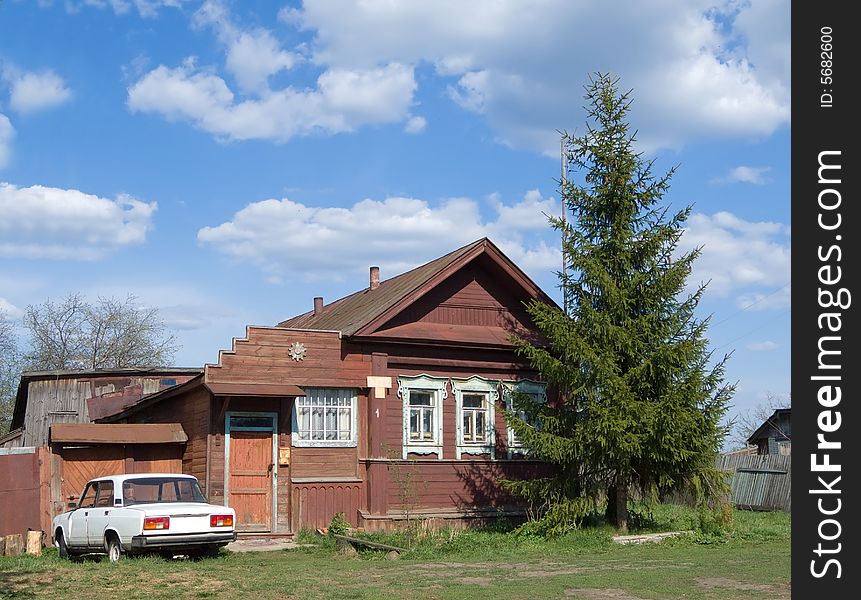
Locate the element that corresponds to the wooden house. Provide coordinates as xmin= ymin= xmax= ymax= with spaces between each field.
xmin=747 ymin=408 xmax=791 ymax=455
xmin=100 ymin=239 xmax=555 ymax=534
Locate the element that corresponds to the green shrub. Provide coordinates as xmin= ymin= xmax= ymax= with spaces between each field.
xmin=328 ymin=512 xmax=351 ymax=537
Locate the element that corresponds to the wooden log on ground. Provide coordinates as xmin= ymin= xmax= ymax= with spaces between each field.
xmin=26 ymin=530 xmax=43 ymax=556
xmin=3 ymin=533 xmax=24 ymax=556
xmin=332 ymin=534 xmax=406 ymax=553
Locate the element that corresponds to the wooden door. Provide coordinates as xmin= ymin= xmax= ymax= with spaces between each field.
xmin=228 ymin=430 xmax=273 ymax=532
xmin=60 ymin=447 xmax=124 ymax=504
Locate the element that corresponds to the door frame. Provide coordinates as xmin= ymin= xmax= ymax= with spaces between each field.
xmin=224 ymin=411 xmax=278 ymax=531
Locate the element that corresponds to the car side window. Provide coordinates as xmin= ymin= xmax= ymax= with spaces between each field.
xmin=95 ymin=481 xmax=114 ymax=507
xmin=79 ymin=483 xmax=97 ymax=508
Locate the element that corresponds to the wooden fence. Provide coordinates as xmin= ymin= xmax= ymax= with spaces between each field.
xmin=718 ymin=453 xmax=791 ymax=512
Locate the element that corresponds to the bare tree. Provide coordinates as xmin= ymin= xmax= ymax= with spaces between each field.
xmin=729 ymin=393 xmax=791 ymax=450
xmin=23 ymin=293 xmax=179 ymax=370
xmin=0 ymin=311 xmax=23 ymax=433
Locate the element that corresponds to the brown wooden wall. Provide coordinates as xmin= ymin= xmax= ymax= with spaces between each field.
xmin=206 ymin=328 xmax=371 ymax=388
xmin=384 ymin=459 xmax=543 ymax=510
xmin=129 ymin=385 xmax=210 ymax=486
xmin=292 ymin=482 xmax=365 ymax=531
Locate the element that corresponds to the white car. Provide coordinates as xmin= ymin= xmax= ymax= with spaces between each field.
xmin=52 ymin=473 xmax=236 ymax=561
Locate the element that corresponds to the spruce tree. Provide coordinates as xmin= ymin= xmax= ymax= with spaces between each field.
xmin=505 ymin=73 xmax=733 ymax=533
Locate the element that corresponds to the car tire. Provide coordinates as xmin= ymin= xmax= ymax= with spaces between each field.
xmin=106 ymin=535 xmax=123 ymax=563
xmin=57 ymin=531 xmax=71 ymax=560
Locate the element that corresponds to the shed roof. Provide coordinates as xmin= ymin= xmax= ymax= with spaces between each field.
xmin=49 ymin=423 xmax=188 ymax=444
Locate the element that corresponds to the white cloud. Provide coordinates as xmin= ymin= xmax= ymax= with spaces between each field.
xmin=747 ymin=340 xmax=778 ymax=352
xmin=679 ymin=211 xmax=790 ymax=305
xmin=404 ymin=115 xmax=427 ymax=134
xmin=7 ymin=70 xmax=72 ymax=114
xmin=0 ymin=115 xmax=13 ymax=168
xmin=62 ymin=0 xmax=186 ymax=18
xmin=128 ymin=61 xmax=416 ymax=142
xmin=712 ymin=166 xmax=771 ymax=185
xmin=197 ymin=190 xmax=561 ymax=281
xmin=0 ymin=297 xmax=22 ymax=319
xmin=193 ymin=1 xmax=297 ymax=94
xmin=0 ymin=182 xmax=157 ymax=259
xmin=288 ymin=0 xmax=790 ymax=153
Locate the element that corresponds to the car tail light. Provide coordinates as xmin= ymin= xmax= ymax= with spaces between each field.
xmin=210 ymin=514 xmax=233 ymax=527
xmin=143 ymin=517 xmax=170 ymax=530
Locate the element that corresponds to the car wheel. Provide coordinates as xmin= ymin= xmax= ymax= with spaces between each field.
xmin=106 ymin=535 xmax=122 ymax=563
xmin=56 ymin=531 xmax=70 ymax=560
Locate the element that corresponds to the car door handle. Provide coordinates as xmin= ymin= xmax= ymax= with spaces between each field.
xmin=104 ymin=510 xmax=110 ymax=516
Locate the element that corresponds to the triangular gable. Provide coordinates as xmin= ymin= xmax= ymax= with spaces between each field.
xmin=353 ymin=238 xmax=553 ymax=337
xmin=278 ymin=238 xmax=555 ymax=343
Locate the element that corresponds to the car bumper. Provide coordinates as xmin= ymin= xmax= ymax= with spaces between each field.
xmin=130 ymin=531 xmax=237 ymax=549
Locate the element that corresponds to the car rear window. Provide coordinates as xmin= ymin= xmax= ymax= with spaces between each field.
xmin=122 ymin=478 xmax=206 ymax=505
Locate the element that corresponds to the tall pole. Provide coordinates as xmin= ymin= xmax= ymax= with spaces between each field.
xmin=561 ymin=135 xmax=569 ymax=313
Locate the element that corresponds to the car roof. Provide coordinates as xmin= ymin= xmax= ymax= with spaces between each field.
xmin=88 ymin=473 xmax=198 ymax=485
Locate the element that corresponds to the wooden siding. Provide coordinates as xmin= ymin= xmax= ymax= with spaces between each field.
xmin=126 ymin=385 xmax=210 ymax=489
xmin=383 ymin=459 xmax=544 ymax=510
xmin=381 ymin=258 xmax=534 ymax=333
xmin=291 ymin=447 xmax=357 ymax=479
xmin=718 ymin=453 xmax=791 ymax=511
xmin=17 ymin=373 xmax=199 ymax=447
xmin=206 ymin=327 xmax=371 ymax=388
xmin=292 ymin=482 xmax=365 ymax=531
xmin=21 ymin=379 xmax=91 ymax=447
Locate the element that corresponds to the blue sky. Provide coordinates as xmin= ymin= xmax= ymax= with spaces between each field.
xmin=0 ymin=0 xmax=790 ymax=438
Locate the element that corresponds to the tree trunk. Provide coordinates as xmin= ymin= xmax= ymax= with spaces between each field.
xmin=605 ymin=485 xmax=617 ymax=524
xmin=607 ymin=482 xmax=628 ymax=532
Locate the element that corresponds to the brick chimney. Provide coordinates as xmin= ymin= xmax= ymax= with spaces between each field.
xmin=313 ymin=296 xmax=324 ymax=315
xmin=369 ymin=266 xmax=380 ymax=290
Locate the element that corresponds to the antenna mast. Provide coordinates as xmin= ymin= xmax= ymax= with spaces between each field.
xmin=561 ymin=135 xmax=569 ymax=313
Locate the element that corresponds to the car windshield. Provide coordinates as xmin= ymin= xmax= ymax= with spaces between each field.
xmin=122 ymin=477 xmax=207 ymax=506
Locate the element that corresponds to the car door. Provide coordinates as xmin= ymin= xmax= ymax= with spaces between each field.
xmin=67 ymin=482 xmax=98 ymax=548
xmin=87 ymin=481 xmax=115 ymax=547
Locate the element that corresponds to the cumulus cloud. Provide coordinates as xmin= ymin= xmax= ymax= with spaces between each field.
xmin=0 ymin=182 xmax=156 ymax=259
xmin=289 ymin=0 xmax=790 ymax=153
xmin=0 ymin=115 xmax=13 ymax=168
xmin=711 ymin=166 xmax=771 ymax=185
xmin=404 ymin=115 xmax=427 ymax=134
xmin=6 ymin=69 xmax=72 ymax=114
xmin=128 ymin=60 xmax=416 ymax=142
xmin=193 ymin=1 xmax=298 ymax=94
xmin=0 ymin=296 xmax=22 ymax=318
xmin=197 ymin=190 xmax=560 ymax=281
xmin=678 ymin=211 xmax=790 ymax=306
xmin=123 ymin=1 xmax=788 ymax=152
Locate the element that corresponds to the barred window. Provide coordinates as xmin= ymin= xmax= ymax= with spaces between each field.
xmin=294 ymin=388 xmax=356 ymax=446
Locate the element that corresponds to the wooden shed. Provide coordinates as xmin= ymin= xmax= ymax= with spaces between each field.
xmin=0 ymin=423 xmax=187 ymax=537
xmin=101 ymin=239 xmax=554 ymax=535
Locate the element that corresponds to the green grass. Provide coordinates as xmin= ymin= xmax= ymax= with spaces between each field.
xmin=1 ymin=506 xmax=790 ymax=600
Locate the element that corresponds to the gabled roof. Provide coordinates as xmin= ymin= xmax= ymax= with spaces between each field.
xmin=747 ymin=408 xmax=791 ymax=444
xmin=278 ymin=238 xmax=556 ymax=337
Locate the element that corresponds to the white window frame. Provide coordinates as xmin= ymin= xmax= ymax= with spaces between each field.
xmin=501 ymin=379 xmax=546 ymax=456
xmin=292 ymin=388 xmax=358 ymax=447
xmin=398 ymin=374 xmax=447 ymax=459
xmin=452 ymin=376 xmax=498 ymax=459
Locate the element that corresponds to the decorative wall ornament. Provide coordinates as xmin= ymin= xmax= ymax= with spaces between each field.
xmin=289 ymin=341 xmax=307 ymax=361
